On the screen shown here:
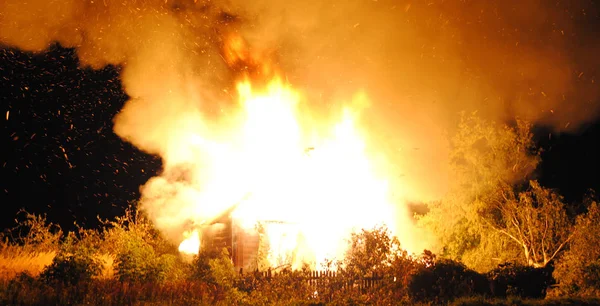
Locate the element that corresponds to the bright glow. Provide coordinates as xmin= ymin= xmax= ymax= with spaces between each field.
xmin=178 ymin=229 xmax=200 ymax=255
xmin=175 ymin=76 xmax=399 ymax=269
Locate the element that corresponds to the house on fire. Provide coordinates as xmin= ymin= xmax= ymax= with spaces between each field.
xmin=195 ymin=203 xmax=258 ymax=270
xmin=197 ymin=202 xmax=300 ymax=271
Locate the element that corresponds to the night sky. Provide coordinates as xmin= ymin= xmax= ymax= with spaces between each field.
xmin=1 ymin=45 xmax=161 ymax=230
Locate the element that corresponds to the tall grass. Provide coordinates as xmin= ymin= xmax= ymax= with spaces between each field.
xmin=0 ymin=247 xmax=115 ymax=281
xmin=451 ymin=296 xmax=600 ymax=306
xmin=0 ymin=249 xmax=55 ymax=280
xmin=0 ymin=278 xmax=217 ymax=306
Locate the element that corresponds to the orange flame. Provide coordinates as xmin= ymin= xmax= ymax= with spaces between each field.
xmin=221 ymin=32 xmax=277 ymax=81
xmin=169 ymin=34 xmax=405 ymax=269
xmin=175 ymin=75 xmax=399 ymax=269
xmin=178 ymin=229 xmax=200 ymax=255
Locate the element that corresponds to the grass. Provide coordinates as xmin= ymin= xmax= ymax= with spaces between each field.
xmin=0 ymin=246 xmax=115 ymax=281
xmin=1 ymin=247 xmax=600 ymax=305
xmin=451 ymin=296 xmax=600 ymax=306
xmin=0 ymin=278 xmax=217 ymax=306
xmin=0 ymin=249 xmax=55 ymax=280
xmin=1 ymin=211 xmax=599 ymax=305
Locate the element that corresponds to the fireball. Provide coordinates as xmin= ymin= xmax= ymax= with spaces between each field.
xmin=178 ymin=229 xmax=200 ymax=255
xmin=163 ymin=34 xmax=400 ymax=269
xmin=172 ymin=74 xmax=397 ymax=268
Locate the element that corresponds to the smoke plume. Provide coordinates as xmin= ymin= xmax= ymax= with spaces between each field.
xmin=2 ymin=0 xmax=599 ymax=248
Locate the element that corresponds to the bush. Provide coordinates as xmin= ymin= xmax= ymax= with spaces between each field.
xmin=39 ymin=231 xmax=102 ymax=286
xmin=40 ymin=252 xmax=101 ymax=286
xmin=1 ymin=210 xmax=62 ymax=253
xmin=409 ymin=253 xmax=489 ymax=303
xmin=192 ymin=247 xmax=227 ymax=284
xmin=191 ymin=247 xmax=247 ymax=304
xmin=239 ymin=268 xmax=314 ymax=305
xmin=342 ymin=225 xmax=403 ymax=276
xmin=333 ymin=225 xmax=418 ymax=303
xmin=488 ymin=262 xmax=554 ymax=298
xmin=101 ymin=206 xmax=189 ymax=283
xmin=114 ymin=235 xmax=171 ymax=282
xmin=581 ymin=261 xmax=600 ymax=290
xmin=553 ymin=200 xmax=600 ymax=296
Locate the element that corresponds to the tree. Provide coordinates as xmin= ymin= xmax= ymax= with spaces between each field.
xmin=485 ymin=180 xmax=575 ymax=268
xmin=449 ymin=113 xmax=540 ymax=197
xmin=101 ymin=205 xmax=189 ymax=282
xmin=418 ymin=113 xmax=539 ymax=271
xmin=334 ymin=226 xmax=417 ymax=304
xmin=342 ymin=225 xmax=405 ymax=276
xmin=553 ymin=199 xmax=600 ymax=295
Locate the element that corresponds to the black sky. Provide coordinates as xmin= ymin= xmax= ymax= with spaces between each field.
xmin=1 ymin=45 xmax=161 ymax=230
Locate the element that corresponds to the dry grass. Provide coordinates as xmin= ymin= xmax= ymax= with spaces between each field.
xmin=0 ymin=246 xmax=115 ymax=281
xmin=0 ymin=279 xmax=217 ymax=306
xmin=0 ymin=249 xmax=55 ymax=280
xmin=97 ymin=253 xmax=115 ymax=279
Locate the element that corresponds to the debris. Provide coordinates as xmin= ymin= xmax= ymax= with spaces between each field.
xmin=60 ymin=146 xmax=73 ymax=168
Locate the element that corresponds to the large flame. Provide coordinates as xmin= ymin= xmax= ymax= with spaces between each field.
xmin=174 ymin=74 xmax=399 ymax=268
xmin=178 ymin=229 xmax=201 ymax=255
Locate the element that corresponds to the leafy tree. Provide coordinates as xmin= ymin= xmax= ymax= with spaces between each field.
xmin=419 ymin=113 xmax=539 ymax=271
xmin=342 ymin=225 xmax=404 ymax=276
xmin=100 ymin=205 xmax=172 ymax=255
xmin=449 ymin=113 xmax=539 ymax=195
xmin=102 ymin=205 xmax=190 ymax=282
xmin=114 ymin=235 xmax=168 ymax=282
xmin=553 ymin=200 xmax=600 ymax=295
xmin=484 ymin=180 xmax=575 ymax=268
xmin=333 ymin=226 xmax=418 ymax=304
xmin=39 ymin=229 xmax=102 ymax=286
xmin=192 ymin=247 xmax=247 ymax=304
xmin=40 ymin=251 xmax=101 ymax=286
xmin=423 ymin=114 xmax=578 ymax=270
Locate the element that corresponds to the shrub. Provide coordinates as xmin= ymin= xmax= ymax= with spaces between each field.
xmin=191 ymin=247 xmax=247 ymax=304
xmin=488 ymin=262 xmax=554 ymax=298
xmin=343 ymin=225 xmax=403 ymax=276
xmin=1 ymin=210 xmax=62 ymax=253
xmin=40 ymin=252 xmax=101 ymax=286
xmin=114 ymin=235 xmax=170 ymax=282
xmin=581 ymin=261 xmax=600 ymax=289
xmin=408 ymin=254 xmax=489 ymax=303
xmin=553 ymin=200 xmax=600 ymax=296
xmin=238 ymin=268 xmax=315 ymax=305
xmin=192 ymin=247 xmax=226 ymax=284
xmin=101 ymin=206 xmax=188 ymax=283
xmin=39 ymin=229 xmax=101 ymax=286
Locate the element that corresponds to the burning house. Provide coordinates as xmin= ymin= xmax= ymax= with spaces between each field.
xmin=188 ymin=204 xmax=303 ymax=271
xmin=163 ymin=33 xmax=400 ymax=270
xmin=197 ymin=206 xmax=261 ymax=271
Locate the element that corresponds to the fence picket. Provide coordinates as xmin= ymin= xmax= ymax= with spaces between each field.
xmin=238 ymin=269 xmax=385 ymax=293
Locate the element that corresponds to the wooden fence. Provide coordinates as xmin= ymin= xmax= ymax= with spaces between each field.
xmin=238 ymin=269 xmax=387 ymax=290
